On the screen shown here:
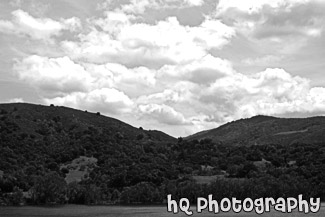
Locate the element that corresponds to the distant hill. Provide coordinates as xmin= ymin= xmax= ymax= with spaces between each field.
xmin=0 ymin=103 xmax=175 ymax=143
xmin=186 ymin=115 xmax=325 ymax=146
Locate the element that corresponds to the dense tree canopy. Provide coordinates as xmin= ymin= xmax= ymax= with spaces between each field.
xmin=0 ymin=104 xmax=325 ymax=205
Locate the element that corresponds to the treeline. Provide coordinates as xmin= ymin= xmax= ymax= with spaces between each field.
xmin=0 ymin=171 xmax=320 ymax=205
xmin=0 ymin=106 xmax=325 ymax=205
xmin=1 ymin=140 xmax=324 ymax=205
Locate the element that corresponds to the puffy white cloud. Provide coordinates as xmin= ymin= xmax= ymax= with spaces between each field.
xmin=0 ymin=9 xmax=80 ymax=41
xmin=185 ymin=0 xmax=204 ymax=7
xmin=62 ymin=17 xmax=81 ymax=32
xmin=83 ymin=62 xmax=156 ymax=97
xmin=119 ymin=0 xmax=155 ymax=14
xmin=45 ymin=88 xmax=134 ymax=115
xmin=307 ymin=87 xmax=325 ymax=111
xmin=217 ymin=0 xmax=310 ymax=14
xmin=14 ymin=55 xmax=93 ymax=95
xmin=217 ymin=0 xmax=325 ymax=39
xmin=138 ymin=104 xmax=190 ymax=125
xmin=199 ymin=68 xmax=325 ymax=121
xmin=62 ymin=15 xmax=235 ymax=68
xmin=157 ymin=54 xmax=234 ymax=84
xmin=214 ymin=0 xmax=325 ymax=70
xmin=14 ymin=54 xmax=157 ymax=98
xmin=92 ymin=11 xmax=132 ymax=33
xmin=112 ymin=0 xmax=205 ymax=15
xmin=15 ymin=51 xmax=325 ymax=136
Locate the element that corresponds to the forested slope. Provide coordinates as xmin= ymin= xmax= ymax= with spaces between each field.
xmin=0 ymin=103 xmax=324 ymax=205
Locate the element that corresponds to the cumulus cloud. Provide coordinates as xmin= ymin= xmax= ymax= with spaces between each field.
xmin=216 ymin=0 xmax=309 ymax=14
xmin=62 ymin=15 xmax=235 ymax=68
xmin=216 ymin=0 xmax=325 ymax=39
xmin=106 ymin=0 xmax=205 ymax=15
xmin=15 ymin=49 xmax=325 ymax=135
xmin=14 ymin=53 xmax=158 ymax=98
xmin=83 ymin=62 xmax=156 ymax=97
xmin=0 ymin=9 xmax=80 ymax=41
xmin=185 ymin=0 xmax=204 ymax=7
xmin=200 ymin=68 xmax=324 ymax=121
xmin=136 ymin=66 xmax=325 ymax=135
xmin=215 ymin=0 xmax=325 ymax=69
xmin=14 ymin=55 xmax=93 ymax=95
xmin=157 ymin=54 xmax=234 ymax=84
xmin=45 ymin=88 xmax=134 ymax=115
xmin=138 ymin=104 xmax=190 ymax=125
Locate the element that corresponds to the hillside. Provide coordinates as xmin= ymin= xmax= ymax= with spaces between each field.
xmin=186 ymin=115 xmax=325 ymax=146
xmin=0 ymin=103 xmax=325 ymax=205
xmin=0 ymin=103 xmax=179 ymax=205
xmin=0 ymin=103 xmax=175 ymax=143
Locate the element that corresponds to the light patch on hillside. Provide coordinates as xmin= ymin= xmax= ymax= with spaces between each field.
xmin=61 ymin=156 xmax=98 ymax=184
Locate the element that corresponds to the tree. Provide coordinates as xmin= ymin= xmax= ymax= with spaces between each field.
xmin=111 ymin=189 xmax=120 ymax=203
xmin=67 ymin=182 xmax=86 ymax=204
xmin=84 ymin=184 xmax=100 ymax=205
xmin=8 ymin=186 xmax=24 ymax=205
xmin=120 ymin=182 xmax=161 ymax=204
xmin=31 ymin=172 xmax=67 ymax=204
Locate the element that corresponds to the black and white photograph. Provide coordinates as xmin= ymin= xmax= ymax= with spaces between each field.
xmin=0 ymin=0 xmax=324 ymax=216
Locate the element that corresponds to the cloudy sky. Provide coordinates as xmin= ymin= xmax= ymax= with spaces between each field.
xmin=0 ymin=0 xmax=325 ymax=137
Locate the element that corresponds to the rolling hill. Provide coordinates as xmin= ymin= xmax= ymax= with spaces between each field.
xmin=186 ymin=115 xmax=325 ymax=145
xmin=1 ymin=103 xmax=325 ymax=205
xmin=0 ymin=102 xmax=176 ymax=143
xmin=0 ymin=103 xmax=179 ymax=205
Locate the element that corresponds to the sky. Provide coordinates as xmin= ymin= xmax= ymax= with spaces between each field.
xmin=0 ymin=0 xmax=324 ymax=137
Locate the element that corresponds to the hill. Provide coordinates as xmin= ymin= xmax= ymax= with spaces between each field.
xmin=186 ymin=115 xmax=325 ymax=146
xmin=0 ymin=103 xmax=325 ymax=205
xmin=0 ymin=103 xmax=178 ymax=204
xmin=0 ymin=103 xmax=175 ymax=143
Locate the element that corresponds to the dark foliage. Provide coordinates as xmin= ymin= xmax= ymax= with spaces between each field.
xmin=0 ymin=103 xmax=324 ymax=205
